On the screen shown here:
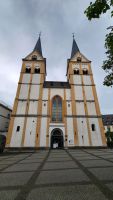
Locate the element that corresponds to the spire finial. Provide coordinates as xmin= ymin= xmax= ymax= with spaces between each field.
xmin=39 ymin=31 xmax=41 ymax=38
xmin=72 ymin=32 xmax=75 ymax=39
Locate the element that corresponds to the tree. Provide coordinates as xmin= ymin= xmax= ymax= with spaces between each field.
xmin=105 ymin=131 xmax=113 ymax=147
xmin=84 ymin=0 xmax=113 ymax=86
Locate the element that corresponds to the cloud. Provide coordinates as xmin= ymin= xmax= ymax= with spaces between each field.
xmin=0 ymin=0 xmax=112 ymax=114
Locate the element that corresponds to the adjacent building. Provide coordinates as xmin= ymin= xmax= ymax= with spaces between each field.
xmin=0 ymin=101 xmax=12 ymax=137
xmin=6 ymin=36 xmax=106 ymax=148
xmin=102 ymin=115 xmax=113 ymax=133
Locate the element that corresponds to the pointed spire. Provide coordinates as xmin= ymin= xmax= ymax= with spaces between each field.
xmin=71 ymin=34 xmax=80 ymax=58
xmin=33 ymin=33 xmax=43 ymax=56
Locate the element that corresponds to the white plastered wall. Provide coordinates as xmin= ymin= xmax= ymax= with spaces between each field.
xmin=74 ymin=86 xmax=83 ymax=100
xmin=32 ymin=74 xmax=41 ymax=84
xmin=67 ymin=118 xmax=74 ymax=146
xmin=30 ymin=85 xmax=40 ymax=99
xmin=77 ymin=118 xmax=89 ymax=146
xmin=84 ymin=86 xmax=94 ymax=100
xmin=24 ymin=117 xmax=37 ymax=147
xmin=87 ymin=102 xmax=97 ymax=116
xmin=65 ymin=89 xmax=71 ymax=100
xmin=10 ymin=117 xmax=25 ymax=147
xmin=73 ymin=75 xmax=82 ymax=84
xmin=66 ymin=98 xmax=74 ymax=145
xmin=42 ymin=89 xmax=48 ymax=100
xmin=16 ymin=101 xmax=27 ymax=115
xmin=72 ymin=64 xmax=80 ymax=69
xmin=89 ymin=118 xmax=102 ymax=146
xmin=50 ymin=89 xmax=64 ymax=99
xmin=42 ymin=88 xmax=48 ymax=115
xmin=42 ymin=101 xmax=48 ymax=115
xmin=22 ymin=74 xmax=31 ymax=83
xmin=25 ymin=63 xmax=32 ymax=68
xmin=66 ymin=102 xmax=72 ymax=116
xmin=40 ymin=117 xmax=47 ymax=147
xmin=28 ymin=101 xmax=38 ymax=115
xmin=81 ymin=64 xmax=89 ymax=69
xmin=19 ymin=85 xmax=29 ymax=99
xmin=83 ymin=75 xmax=91 ymax=85
xmin=76 ymin=102 xmax=85 ymax=115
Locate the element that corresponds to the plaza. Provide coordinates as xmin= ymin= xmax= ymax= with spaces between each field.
xmin=0 ymin=148 xmax=113 ymax=200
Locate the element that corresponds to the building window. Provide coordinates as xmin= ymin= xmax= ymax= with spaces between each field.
xmin=25 ymin=67 xmax=31 ymax=73
xmin=16 ymin=126 xmax=20 ymax=132
xmin=77 ymin=57 xmax=81 ymax=62
xmin=74 ymin=69 xmax=79 ymax=75
xmin=35 ymin=68 xmax=40 ymax=73
xmin=91 ymin=124 xmax=96 ymax=131
xmin=83 ymin=68 xmax=88 ymax=75
xmin=7 ymin=114 xmax=10 ymax=118
xmin=32 ymin=55 xmax=37 ymax=60
xmin=52 ymin=96 xmax=62 ymax=122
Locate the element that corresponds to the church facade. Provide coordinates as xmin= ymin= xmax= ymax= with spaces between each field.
xmin=6 ymin=36 xmax=106 ymax=148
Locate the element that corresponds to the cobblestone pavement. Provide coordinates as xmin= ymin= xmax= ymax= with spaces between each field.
xmin=0 ymin=148 xmax=113 ymax=200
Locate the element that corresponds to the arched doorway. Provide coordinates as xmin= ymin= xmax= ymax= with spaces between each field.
xmin=51 ymin=129 xmax=64 ymax=149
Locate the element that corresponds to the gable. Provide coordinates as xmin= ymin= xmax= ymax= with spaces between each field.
xmin=24 ymin=51 xmax=43 ymax=61
xmin=71 ymin=52 xmax=90 ymax=62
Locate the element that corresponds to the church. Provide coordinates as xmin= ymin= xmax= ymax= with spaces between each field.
xmin=6 ymin=36 xmax=106 ymax=148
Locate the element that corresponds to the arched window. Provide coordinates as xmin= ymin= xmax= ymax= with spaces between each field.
xmin=35 ymin=67 xmax=40 ymax=73
xmin=83 ymin=68 xmax=88 ymax=75
xmin=77 ymin=57 xmax=81 ymax=62
xmin=52 ymin=96 xmax=62 ymax=122
xmin=25 ymin=67 xmax=31 ymax=73
xmin=74 ymin=68 xmax=79 ymax=75
xmin=32 ymin=55 xmax=37 ymax=60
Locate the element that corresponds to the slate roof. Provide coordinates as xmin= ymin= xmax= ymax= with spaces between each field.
xmin=71 ymin=37 xmax=80 ymax=58
xmin=0 ymin=101 xmax=12 ymax=111
xmin=102 ymin=115 xmax=113 ymax=126
xmin=43 ymin=81 xmax=71 ymax=88
xmin=33 ymin=36 xmax=43 ymax=56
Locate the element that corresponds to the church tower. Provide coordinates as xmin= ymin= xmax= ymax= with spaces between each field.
xmin=67 ymin=36 xmax=106 ymax=146
xmin=7 ymin=35 xmax=46 ymax=147
xmin=7 ymin=36 xmax=106 ymax=148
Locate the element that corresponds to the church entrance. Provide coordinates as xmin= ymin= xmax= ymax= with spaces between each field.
xmin=51 ymin=129 xmax=64 ymax=149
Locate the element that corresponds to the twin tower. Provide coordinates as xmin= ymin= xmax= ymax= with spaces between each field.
xmin=7 ymin=36 xmax=106 ymax=148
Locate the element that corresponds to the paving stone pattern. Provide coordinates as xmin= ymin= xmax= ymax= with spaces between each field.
xmin=0 ymin=149 xmax=113 ymax=199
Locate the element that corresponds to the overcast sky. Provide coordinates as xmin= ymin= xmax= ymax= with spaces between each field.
xmin=0 ymin=0 xmax=112 ymax=114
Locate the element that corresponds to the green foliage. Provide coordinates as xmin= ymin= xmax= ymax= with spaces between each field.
xmin=102 ymin=30 xmax=113 ymax=86
xmin=84 ymin=0 xmax=113 ymax=86
xmin=84 ymin=0 xmax=112 ymax=19
xmin=105 ymin=131 xmax=113 ymax=147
